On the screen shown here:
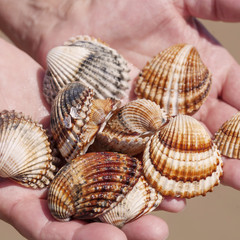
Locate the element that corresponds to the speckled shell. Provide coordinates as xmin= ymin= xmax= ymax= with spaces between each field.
xmin=50 ymin=82 xmax=120 ymax=162
xmin=0 ymin=110 xmax=56 ymax=188
xmin=92 ymin=99 xmax=168 ymax=155
xmin=43 ymin=35 xmax=130 ymax=104
xmin=135 ymin=44 xmax=212 ymax=116
xmin=47 ymin=152 xmax=143 ymax=222
xmin=214 ymin=112 xmax=240 ymax=159
xmin=99 ymin=175 xmax=162 ymax=227
xmin=143 ymin=115 xmax=223 ymax=198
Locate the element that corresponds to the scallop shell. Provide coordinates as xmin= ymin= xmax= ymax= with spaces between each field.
xmin=135 ymin=44 xmax=212 ymax=116
xmin=47 ymin=152 xmax=143 ymax=222
xmin=43 ymin=35 xmax=130 ymax=104
xmin=92 ymin=99 xmax=168 ymax=155
xmin=99 ymin=175 xmax=162 ymax=228
xmin=50 ymin=82 xmax=120 ymax=162
xmin=143 ymin=114 xmax=223 ymax=198
xmin=214 ymin=112 xmax=240 ymax=159
xmin=0 ymin=110 xmax=56 ymax=188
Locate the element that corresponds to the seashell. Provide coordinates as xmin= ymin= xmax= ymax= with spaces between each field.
xmin=92 ymin=99 xmax=168 ymax=155
xmin=99 ymin=175 xmax=162 ymax=227
xmin=135 ymin=44 xmax=212 ymax=116
xmin=214 ymin=112 xmax=240 ymax=159
xmin=50 ymin=82 xmax=120 ymax=162
xmin=43 ymin=35 xmax=130 ymax=104
xmin=47 ymin=152 xmax=143 ymax=223
xmin=143 ymin=114 xmax=223 ymax=198
xmin=0 ymin=110 xmax=56 ymax=188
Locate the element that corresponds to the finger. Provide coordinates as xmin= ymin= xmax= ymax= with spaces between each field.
xmin=72 ymin=222 xmax=127 ymax=240
xmin=220 ymin=63 xmax=240 ymax=111
xmin=158 ymin=197 xmax=186 ymax=213
xmin=0 ymin=38 xmax=49 ymax=125
xmin=221 ymin=157 xmax=240 ymax=190
xmin=193 ymin=97 xmax=238 ymax=134
xmin=183 ymin=0 xmax=240 ymax=21
xmin=122 ymin=214 xmax=169 ymax=240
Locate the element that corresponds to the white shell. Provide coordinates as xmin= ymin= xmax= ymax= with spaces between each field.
xmin=0 ymin=110 xmax=56 ymax=188
xmin=99 ymin=176 xmax=162 ymax=228
xmin=44 ymin=35 xmax=130 ymax=104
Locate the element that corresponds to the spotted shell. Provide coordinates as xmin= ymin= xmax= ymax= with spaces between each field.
xmin=135 ymin=44 xmax=212 ymax=116
xmin=99 ymin=175 xmax=162 ymax=227
xmin=214 ymin=112 xmax=240 ymax=159
xmin=43 ymin=35 xmax=130 ymax=104
xmin=92 ymin=99 xmax=168 ymax=155
xmin=0 ymin=110 xmax=56 ymax=188
xmin=143 ymin=115 xmax=223 ymax=198
xmin=50 ymin=82 xmax=120 ymax=162
xmin=47 ymin=152 xmax=143 ymax=223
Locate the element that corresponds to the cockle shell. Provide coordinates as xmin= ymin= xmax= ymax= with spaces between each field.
xmin=92 ymin=99 xmax=168 ymax=155
xmin=214 ymin=112 xmax=240 ymax=159
xmin=0 ymin=110 xmax=56 ymax=188
xmin=135 ymin=44 xmax=212 ymax=116
xmin=50 ymin=82 xmax=120 ymax=162
xmin=43 ymin=35 xmax=130 ymax=104
xmin=99 ymin=175 xmax=162 ymax=227
xmin=143 ymin=114 xmax=223 ymax=198
xmin=47 ymin=152 xmax=143 ymax=223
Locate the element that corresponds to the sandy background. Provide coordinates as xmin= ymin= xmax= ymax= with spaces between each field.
xmin=0 ymin=19 xmax=240 ymax=240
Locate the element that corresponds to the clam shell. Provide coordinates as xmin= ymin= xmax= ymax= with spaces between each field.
xmin=99 ymin=175 xmax=162 ymax=228
xmin=143 ymin=115 xmax=223 ymax=198
xmin=214 ymin=112 xmax=240 ymax=159
xmin=43 ymin=35 xmax=130 ymax=104
xmin=50 ymin=82 xmax=120 ymax=162
xmin=92 ymin=99 xmax=168 ymax=155
xmin=0 ymin=110 xmax=56 ymax=188
xmin=47 ymin=152 xmax=142 ymax=222
xmin=135 ymin=44 xmax=212 ymax=116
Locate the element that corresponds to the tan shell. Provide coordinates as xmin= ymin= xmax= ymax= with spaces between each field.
xmin=99 ymin=175 xmax=162 ymax=228
xmin=214 ymin=112 xmax=240 ymax=159
xmin=47 ymin=152 xmax=143 ymax=222
xmin=92 ymin=99 xmax=168 ymax=156
xmin=135 ymin=44 xmax=212 ymax=116
xmin=50 ymin=82 xmax=120 ymax=162
xmin=143 ymin=115 xmax=223 ymax=198
xmin=44 ymin=35 xmax=130 ymax=104
xmin=0 ymin=110 xmax=56 ymax=188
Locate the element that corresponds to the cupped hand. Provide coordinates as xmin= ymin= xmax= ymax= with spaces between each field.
xmin=0 ymin=0 xmax=240 ymax=239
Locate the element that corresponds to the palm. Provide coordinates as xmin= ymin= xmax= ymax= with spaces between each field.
xmin=0 ymin=0 xmax=240 ymax=239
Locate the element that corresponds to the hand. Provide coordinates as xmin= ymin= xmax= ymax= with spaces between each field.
xmin=0 ymin=38 xmax=184 ymax=240
xmin=0 ymin=0 xmax=240 ymax=239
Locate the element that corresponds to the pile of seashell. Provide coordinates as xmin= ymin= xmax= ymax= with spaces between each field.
xmin=2 ymin=35 xmax=239 ymax=228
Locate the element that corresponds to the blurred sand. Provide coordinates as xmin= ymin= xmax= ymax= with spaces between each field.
xmin=0 ymin=20 xmax=240 ymax=240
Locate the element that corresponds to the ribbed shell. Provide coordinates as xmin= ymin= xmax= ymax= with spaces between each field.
xmin=135 ymin=44 xmax=212 ymax=116
xmin=92 ymin=99 xmax=168 ymax=156
xmin=50 ymin=82 xmax=119 ymax=162
xmin=43 ymin=35 xmax=130 ymax=104
xmin=0 ymin=110 xmax=56 ymax=188
xmin=214 ymin=112 xmax=240 ymax=159
xmin=143 ymin=115 xmax=223 ymax=198
xmin=47 ymin=152 xmax=142 ymax=222
xmin=99 ymin=175 xmax=162 ymax=228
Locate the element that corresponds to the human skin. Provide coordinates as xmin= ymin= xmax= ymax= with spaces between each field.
xmin=0 ymin=0 xmax=240 ymax=239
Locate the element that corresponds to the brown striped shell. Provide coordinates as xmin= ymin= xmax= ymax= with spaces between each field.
xmin=92 ymin=99 xmax=168 ymax=155
xmin=214 ymin=112 xmax=240 ymax=159
xmin=0 ymin=110 xmax=56 ymax=188
xmin=99 ymin=175 xmax=162 ymax=227
xmin=50 ymin=82 xmax=120 ymax=162
xmin=135 ymin=44 xmax=212 ymax=116
xmin=43 ymin=35 xmax=130 ymax=104
xmin=143 ymin=115 xmax=223 ymax=198
xmin=47 ymin=152 xmax=143 ymax=222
